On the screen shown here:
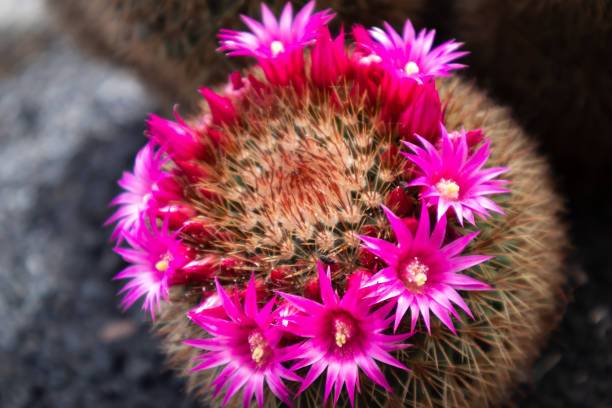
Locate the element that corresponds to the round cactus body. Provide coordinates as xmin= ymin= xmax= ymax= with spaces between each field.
xmin=47 ymin=0 xmax=425 ymax=110
xmin=106 ymin=3 xmax=567 ymax=407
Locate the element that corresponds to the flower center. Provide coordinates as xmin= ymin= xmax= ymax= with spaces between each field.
xmin=248 ymin=330 xmax=271 ymax=366
xmin=155 ymin=252 xmax=173 ymax=272
xmin=403 ymin=61 xmax=419 ymax=75
xmin=401 ymin=257 xmax=429 ymax=287
xmin=435 ymin=178 xmax=460 ymax=200
xmin=155 ymin=258 xmax=169 ymax=272
xmin=155 ymin=260 xmax=168 ymax=272
xmin=270 ymin=41 xmax=285 ymax=56
xmin=333 ymin=316 xmax=354 ymax=348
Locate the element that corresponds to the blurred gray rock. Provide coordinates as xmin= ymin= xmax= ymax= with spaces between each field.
xmin=0 ymin=3 xmax=200 ymax=406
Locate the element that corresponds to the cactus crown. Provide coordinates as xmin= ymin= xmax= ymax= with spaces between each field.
xmin=107 ymin=2 xmax=565 ymax=407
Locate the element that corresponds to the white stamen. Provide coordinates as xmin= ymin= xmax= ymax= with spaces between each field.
xmin=270 ymin=41 xmax=285 ymax=56
xmin=404 ymin=61 xmax=419 ymax=75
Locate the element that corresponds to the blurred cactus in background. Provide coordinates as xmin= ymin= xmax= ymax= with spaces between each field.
xmin=46 ymin=0 xmax=612 ymax=200
xmin=46 ymin=0 xmax=425 ymax=110
xmin=102 ymin=2 xmax=567 ymax=407
xmin=454 ymin=0 xmax=612 ymax=199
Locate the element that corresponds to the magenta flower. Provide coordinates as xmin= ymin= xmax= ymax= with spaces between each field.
xmin=357 ymin=205 xmax=492 ymax=334
xmin=354 ymin=20 xmax=467 ymax=81
xmin=403 ymin=126 xmax=510 ymax=225
xmin=185 ymin=274 xmax=301 ymax=408
xmin=279 ymin=263 xmax=411 ymax=407
xmin=218 ymin=1 xmax=334 ymax=58
xmin=105 ymin=142 xmax=174 ymax=241
xmin=114 ymin=216 xmax=193 ymax=319
xmin=218 ymin=1 xmax=334 ymax=87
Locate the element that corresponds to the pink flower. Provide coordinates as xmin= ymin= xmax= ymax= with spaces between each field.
xmin=105 ymin=143 xmax=177 ymax=241
xmin=352 ymin=25 xmax=443 ymax=134
xmin=114 ymin=216 xmax=193 ymax=319
xmin=218 ymin=1 xmax=334 ymax=87
xmin=357 ymin=205 xmax=492 ymax=334
xmin=403 ymin=126 xmax=510 ymax=225
xmin=218 ymin=1 xmax=334 ymax=58
xmin=279 ymin=263 xmax=411 ymax=407
xmin=354 ymin=20 xmax=467 ymax=81
xmin=185 ymin=274 xmax=301 ymax=408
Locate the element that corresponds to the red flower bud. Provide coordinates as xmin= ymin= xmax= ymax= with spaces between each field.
xmin=270 ymin=265 xmax=292 ymax=286
xmin=380 ymin=144 xmax=400 ymax=168
xmin=199 ymin=87 xmax=237 ymax=126
xmin=402 ymin=217 xmax=419 ymax=234
xmin=156 ymin=204 xmax=196 ymax=230
xmin=398 ymin=81 xmax=442 ymax=142
xmin=181 ymin=254 xmax=220 ymax=281
xmin=304 ymin=275 xmax=321 ymax=302
xmin=385 ymin=186 xmax=414 ymax=217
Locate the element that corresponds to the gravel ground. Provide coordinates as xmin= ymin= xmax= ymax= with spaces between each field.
xmin=0 ymin=7 xmax=199 ymax=405
xmin=0 ymin=3 xmax=610 ymax=407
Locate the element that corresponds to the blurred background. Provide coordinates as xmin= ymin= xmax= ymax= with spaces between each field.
xmin=0 ymin=0 xmax=610 ymax=407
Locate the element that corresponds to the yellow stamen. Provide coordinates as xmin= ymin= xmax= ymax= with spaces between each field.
xmin=270 ymin=41 xmax=285 ymax=56
xmin=248 ymin=331 xmax=269 ymax=365
xmin=334 ymin=319 xmax=351 ymax=348
xmin=414 ymin=272 xmax=427 ymax=286
xmin=251 ymin=345 xmax=264 ymax=363
xmin=404 ymin=61 xmax=419 ymax=75
xmin=155 ymin=260 xmax=169 ymax=272
xmin=403 ymin=257 xmax=429 ymax=287
xmin=436 ymin=178 xmax=460 ymax=201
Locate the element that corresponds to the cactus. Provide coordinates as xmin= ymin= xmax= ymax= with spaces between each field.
xmin=454 ymin=0 xmax=612 ymax=193
xmin=106 ymin=3 xmax=567 ymax=407
xmin=47 ymin=0 xmax=425 ymax=110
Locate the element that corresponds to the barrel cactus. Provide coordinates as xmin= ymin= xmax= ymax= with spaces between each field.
xmin=106 ymin=2 xmax=567 ymax=406
xmin=47 ymin=0 xmax=425 ymax=110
